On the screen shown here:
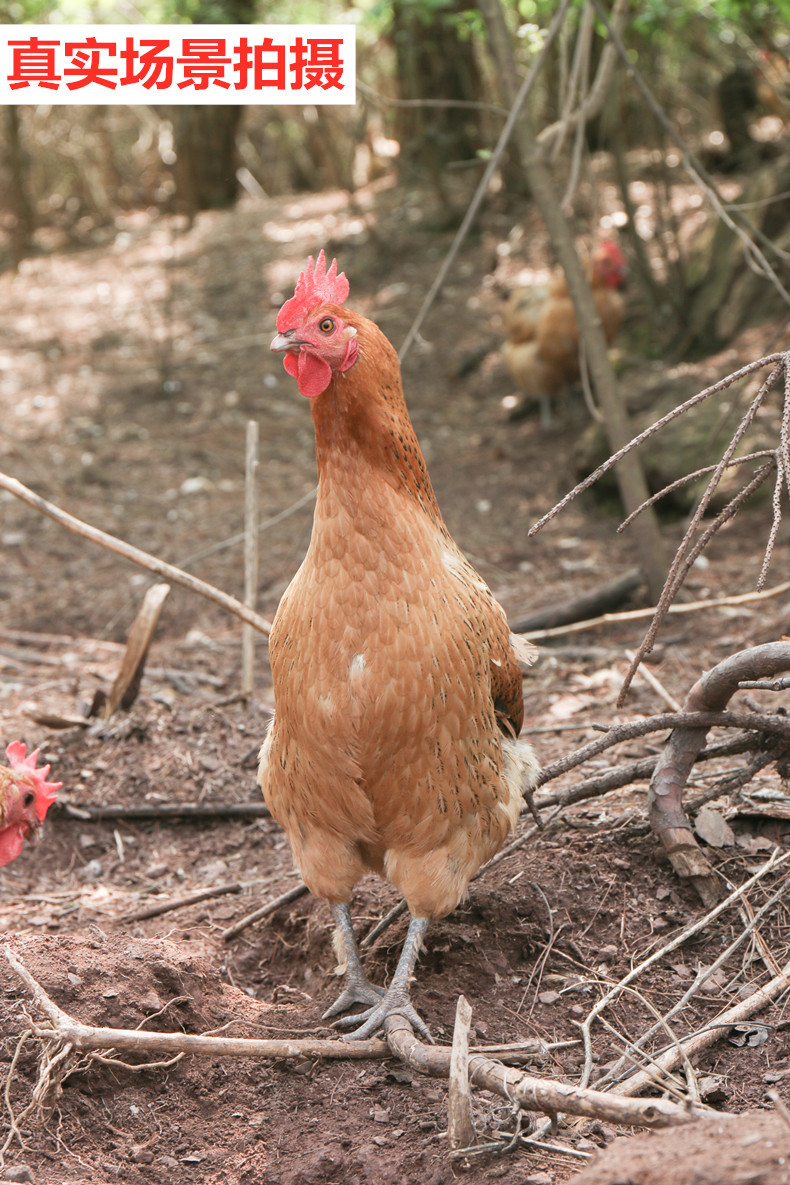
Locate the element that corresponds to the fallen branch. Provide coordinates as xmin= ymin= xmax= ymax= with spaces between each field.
xmin=3 ymin=947 xmax=706 ymax=1137
xmin=0 ymin=471 xmax=272 ymax=636
xmin=122 ymin=882 xmax=243 ymax=923
xmin=519 ymin=579 xmax=790 ymax=642
xmin=5 ymin=946 xmax=383 ymax=1061
xmin=510 ymin=568 xmax=644 ymax=634
xmin=221 ymin=883 xmax=309 ymax=942
xmin=384 ymin=1018 xmax=704 ymax=1128
xmin=58 ymin=800 xmax=271 ymax=823
xmin=648 ymin=643 xmax=790 ymax=904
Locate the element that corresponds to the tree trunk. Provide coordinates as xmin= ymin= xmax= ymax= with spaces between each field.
xmin=4 ymin=105 xmax=34 ymax=267
xmin=391 ymin=0 xmax=484 ymax=178
xmin=170 ymin=106 xmax=244 ymax=219
xmin=479 ymin=0 xmax=668 ymax=602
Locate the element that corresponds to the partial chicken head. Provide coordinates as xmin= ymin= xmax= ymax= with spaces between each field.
xmin=0 ymin=741 xmax=60 ymax=868
xmin=592 ymin=241 xmax=626 ymax=290
xmin=271 ymin=250 xmax=359 ymax=398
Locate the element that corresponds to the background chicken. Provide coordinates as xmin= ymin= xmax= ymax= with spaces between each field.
xmin=260 ymin=252 xmax=538 ymax=1041
xmin=0 ymin=742 xmax=60 ymax=868
xmin=502 ymin=241 xmax=626 ymax=427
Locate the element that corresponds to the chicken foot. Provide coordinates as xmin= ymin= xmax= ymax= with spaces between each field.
xmin=322 ymin=903 xmax=385 ymax=1021
xmin=332 ymin=915 xmax=433 ymax=1043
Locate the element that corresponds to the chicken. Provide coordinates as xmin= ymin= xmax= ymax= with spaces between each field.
xmin=502 ymin=241 xmax=625 ymax=427
xmin=260 ymin=251 xmax=538 ymax=1041
xmin=0 ymin=742 xmax=60 ymax=868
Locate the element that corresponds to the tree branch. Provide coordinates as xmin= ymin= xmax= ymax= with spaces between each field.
xmin=0 ymin=471 xmax=272 ymax=636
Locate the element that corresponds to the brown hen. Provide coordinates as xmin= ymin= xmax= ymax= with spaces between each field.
xmin=259 ymin=252 xmax=538 ymax=1040
xmin=503 ymin=241 xmax=625 ymax=426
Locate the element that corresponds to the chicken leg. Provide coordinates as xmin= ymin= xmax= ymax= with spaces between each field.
xmin=331 ymin=915 xmax=433 ymax=1043
xmin=322 ymin=903 xmax=384 ymax=1021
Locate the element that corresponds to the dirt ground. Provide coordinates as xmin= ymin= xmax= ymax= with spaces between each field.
xmin=0 ymin=175 xmax=789 ymax=1185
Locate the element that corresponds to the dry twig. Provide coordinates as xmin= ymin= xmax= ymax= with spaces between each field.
xmin=221 ymin=883 xmax=309 ymax=942
xmin=122 ymin=881 xmax=244 ymax=924
xmin=528 ymin=353 xmax=790 ymax=701
xmin=448 ymin=996 xmax=475 ymax=1152
xmin=0 ymin=471 xmax=272 ymax=636
xmin=4 ymin=948 xmax=704 ymax=1135
xmin=612 ymin=953 xmax=790 ymax=1099
xmin=577 ymin=849 xmax=790 ymax=1089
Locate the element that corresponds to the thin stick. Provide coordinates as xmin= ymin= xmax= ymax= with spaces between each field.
xmin=5 ymin=946 xmax=384 ymax=1061
xmin=448 ymin=995 xmax=475 ymax=1152
xmin=122 ymin=882 xmax=243 ymax=923
xmin=578 ymin=849 xmax=790 ymax=1088
xmin=242 ymin=421 xmax=259 ymax=694
xmin=59 ymin=800 xmax=271 ymax=822
xmin=398 ymin=0 xmax=574 ymax=362
xmin=520 ymin=579 xmax=790 ymax=642
xmin=625 ymin=649 xmax=682 ymax=712
xmin=0 ymin=471 xmax=273 ymax=636
xmin=361 ymin=899 xmax=407 ymax=948
xmin=221 ymin=882 xmax=308 ymax=942
xmin=613 ymin=955 xmax=790 ymax=1098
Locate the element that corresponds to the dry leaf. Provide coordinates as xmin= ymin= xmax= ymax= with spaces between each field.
xmin=694 ymin=806 xmax=735 ymax=848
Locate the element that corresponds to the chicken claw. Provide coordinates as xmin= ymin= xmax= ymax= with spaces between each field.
xmin=334 ymin=993 xmax=433 ymax=1043
xmin=323 ymin=903 xmax=385 ymax=1021
xmin=333 ymin=915 xmax=433 ymax=1043
xmin=322 ymin=982 xmax=384 ymax=1021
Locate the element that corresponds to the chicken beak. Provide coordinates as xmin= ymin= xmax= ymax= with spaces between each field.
xmin=271 ymin=331 xmax=303 ymax=354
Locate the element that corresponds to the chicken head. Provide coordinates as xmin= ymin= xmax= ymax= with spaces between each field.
xmin=0 ymin=742 xmax=60 ymax=868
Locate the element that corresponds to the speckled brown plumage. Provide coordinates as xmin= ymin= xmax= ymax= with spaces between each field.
xmin=260 ymin=303 xmax=537 ymax=921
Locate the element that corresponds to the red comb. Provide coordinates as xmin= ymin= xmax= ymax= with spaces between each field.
xmin=599 ymin=240 xmax=625 ymax=266
xmin=276 ymin=250 xmax=349 ymax=331
xmin=5 ymin=741 xmax=60 ymax=821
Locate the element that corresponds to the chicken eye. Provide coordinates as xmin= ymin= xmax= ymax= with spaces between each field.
xmin=318 ymin=317 xmax=335 ymax=334
xmin=23 ymin=791 xmax=35 ymax=808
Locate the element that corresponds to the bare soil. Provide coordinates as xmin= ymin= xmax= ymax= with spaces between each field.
xmin=0 ymin=178 xmax=789 ymax=1184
